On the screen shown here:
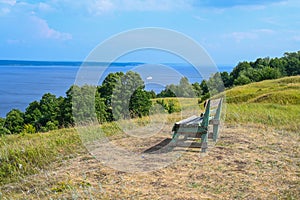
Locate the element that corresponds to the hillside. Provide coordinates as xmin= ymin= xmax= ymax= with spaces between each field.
xmin=225 ymin=76 xmax=300 ymax=132
xmin=0 ymin=76 xmax=299 ymax=199
xmin=225 ymin=76 xmax=300 ymax=104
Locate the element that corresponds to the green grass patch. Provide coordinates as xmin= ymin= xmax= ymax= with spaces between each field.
xmin=225 ymin=76 xmax=300 ymax=104
xmin=226 ymin=103 xmax=300 ymax=132
xmin=0 ymin=128 xmax=83 ymax=185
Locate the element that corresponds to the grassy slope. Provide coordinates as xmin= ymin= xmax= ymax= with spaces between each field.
xmin=0 ymin=76 xmax=299 ymax=199
xmin=225 ymin=76 xmax=300 ymax=132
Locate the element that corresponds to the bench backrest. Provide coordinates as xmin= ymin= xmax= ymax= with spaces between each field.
xmin=201 ymin=98 xmax=223 ymax=128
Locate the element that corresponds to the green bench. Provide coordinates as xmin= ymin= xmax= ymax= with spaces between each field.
xmin=171 ymin=98 xmax=223 ymax=153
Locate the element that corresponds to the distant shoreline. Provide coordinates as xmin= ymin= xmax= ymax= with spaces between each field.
xmin=0 ymin=60 xmax=233 ymax=68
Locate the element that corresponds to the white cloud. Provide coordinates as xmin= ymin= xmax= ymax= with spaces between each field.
xmin=38 ymin=2 xmax=54 ymax=12
xmin=225 ymin=29 xmax=275 ymax=42
xmin=292 ymin=36 xmax=300 ymax=41
xmin=254 ymin=29 xmax=275 ymax=34
xmin=194 ymin=15 xmax=208 ymax=21
xmin=115 ymin=0 xmax=191 ymax=11
xmin=0 ymin=7 xmax=10 ymax=15
xmin=30 ymin=16 xmax=72 ymax=41
xmin=51 ymin=0 xmax=192 ymax=15
xmin=0 ymin=0 xmax=16 ymax=6
xmin=88 ymin=0 xmax=115 ymax=15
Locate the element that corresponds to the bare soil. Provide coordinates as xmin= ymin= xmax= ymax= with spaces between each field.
xmin=1 ymin=124 xmax=299 ymax=199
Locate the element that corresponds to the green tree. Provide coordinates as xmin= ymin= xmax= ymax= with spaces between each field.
xmin=112 ymin=71 xmax=144 ymax=120
xmin=95 ymin=92 xmax=107 ymax=123
xmin=230 ymin=61 xmax=251 ymax=80
xmin=4 ymin=109 xmax=24 ymax=134
xmin=57 ymin=89 xmax=74 ymax=128
xmin=207 ymin=73 xmax=225 ymax=95
xmin=98 ymin=72 xmax=124 ymax=121
xmin=260 ymin=66 xmax=281 ymax=80
xmin=24 ymin=101 xmax=42 ymax=130
xmin=71 ymin=85 xmax=98 ymax=125
xmin=220 ymin=71 xmax=232 ymax=88
xmin=129 ymin=88 xmax=152 ymax=118
xmin=39 ymin=93 xmax=59 ymax=131
xmin=234 ymin=74 xmax=251 ymax=86
xmin=99 ymin=72 xmax=124 ymax=105
xmin=200 ymin=80 xmax=209 ymax=95
xmin=147 ymin=90 xmax=157 ymax=99
xmin=177 ymin=77 xmax=196 ymax=97
xmin=160 ymin=77 xmax=195 ymax=98
xmin=192 ymin=82 xmax=202 ymax=97
xmin=156 ymin=88 xmax=176 ymax=98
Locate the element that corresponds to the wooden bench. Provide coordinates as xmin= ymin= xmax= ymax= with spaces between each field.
xmin=171 ymin=98 xmax=223 ymax=153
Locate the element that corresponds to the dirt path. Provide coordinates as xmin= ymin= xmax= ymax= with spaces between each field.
xmin=1 ymin=124 xmax=299 ymax=199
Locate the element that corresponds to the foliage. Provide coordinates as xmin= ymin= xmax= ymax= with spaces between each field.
xmin=4 ymin=109 xmax=24 ymax=134
xmin=158 ymin=77 xmax=196 ymax=98
xmin=129 ymin=88 xmax=152 ymax=118
xmin=156 ymin=98 xmax=181 ymax=114
xmin=112 ymin=71 xmax=148 ymax=120
xmin=226 ymin=51 xmax=300 ymax=87
xmin=23 ymin=124 xmax=36 ymax=134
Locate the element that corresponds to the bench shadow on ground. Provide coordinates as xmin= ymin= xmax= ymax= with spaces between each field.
xmin=143 ymin=138 xmax=202 ymax=154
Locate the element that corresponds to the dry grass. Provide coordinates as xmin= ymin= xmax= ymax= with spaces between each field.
xmin=1 ymin=124 xmax=299 ymax=199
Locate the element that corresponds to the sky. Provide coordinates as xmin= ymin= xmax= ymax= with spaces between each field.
xmin=0 ymin=0 xmax=300 ymax=66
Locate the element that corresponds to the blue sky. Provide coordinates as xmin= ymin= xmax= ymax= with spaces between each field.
xmin=0 ymin=0 xmax=300 ymax=65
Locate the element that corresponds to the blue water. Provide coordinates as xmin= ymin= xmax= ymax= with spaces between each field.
xmin=0 ymin=61 xmax=233 ymax=117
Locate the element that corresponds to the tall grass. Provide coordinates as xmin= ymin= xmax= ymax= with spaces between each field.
xmin=226 ymin=103 xmax=300 ymax=132
xmin=0 ymin=129 xmax=83 ymax=185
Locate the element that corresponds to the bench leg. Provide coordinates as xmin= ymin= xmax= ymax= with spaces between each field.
xmin=213 ymin=124 xmax=219 ymax=142
xmin=171 ymin=132 xmax=179 ymax=146
xmin=201 ymin=133 xmax=208 ymax=153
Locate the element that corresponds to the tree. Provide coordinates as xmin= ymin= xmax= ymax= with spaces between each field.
xmin=98 ymin=72 xmax=124 ymax=121
xmin=234 ymin=74 xmax=251 ymax=86
xmin=285 ymin=57 xmax=300 ymax=76
xmin=177 ymin=77 xmax=196 ymax=97
xmin=220 ymin=71 xmax=232 ymax=88
xmin=159 ymin=77 xmax=195 ymax=98
xmin=57 ymin=88 xmax=74 ymax=128
xmin=192 ymin=82 xmax=202 ymax=97
xmin=156 ymin=88 xmax=176 ymax=98
xmin=4 ymin=109 xmax=24 ymax=134
xmin=147 ymin=90 xmax=156 ymax=99
xmin=24 ymin=101 xmax=42 ymax=130
xmin=200 ymin=80 xmax=209 ymax=95
xmin=207 ymin=73 xmax=225 ymax=96
xmin=230 ymin=61 xmax=251 ymax=80
xmin=112 ymin=71 xmax=145 ymax=120
xmin=129 ymin=88 xmax=152 ymax=118
xmin=98 ymin=72 xmax=124 ymax=105
xmin=95 ymin=92 xmax=107 ymax=123
xmin=39 ymin=93 xmax=59 ymax=131
xmin=71 ymin=85 xmax=98 ymax=125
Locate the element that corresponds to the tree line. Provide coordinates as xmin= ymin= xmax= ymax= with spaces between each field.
xmin=1 ymin=51 xmax=299 ymax=135
xmin=157 ymin=51 xmax=300 ymax=98
xmin=0 ymin=71 xmax=153 ymax=135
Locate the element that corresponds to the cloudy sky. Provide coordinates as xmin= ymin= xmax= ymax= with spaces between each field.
xmin=0 ymin=0 xmax=300 ymax=65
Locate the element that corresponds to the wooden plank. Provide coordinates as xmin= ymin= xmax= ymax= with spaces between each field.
xmin=175 ymin=115 xmax=198 ymax=125
xmin=210 ymin=99 xmax=221 ymax=108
